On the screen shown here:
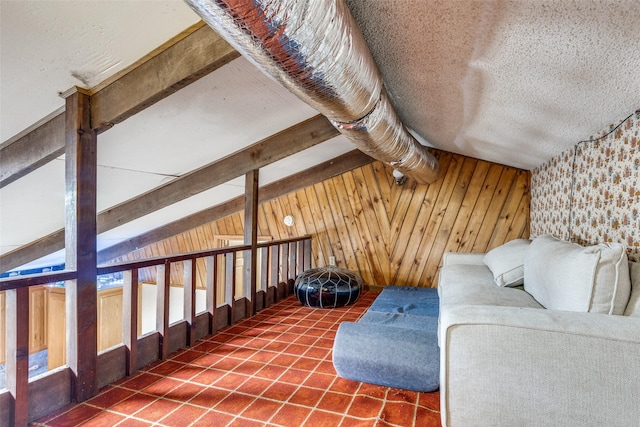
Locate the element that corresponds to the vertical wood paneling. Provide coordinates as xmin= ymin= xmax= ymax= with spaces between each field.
xmin=119 ymin=150 xmax=529 ymax=289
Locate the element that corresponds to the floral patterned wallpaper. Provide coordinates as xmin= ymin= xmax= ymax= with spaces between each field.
xmin=530 ymin=110 xmax=640 ymax=262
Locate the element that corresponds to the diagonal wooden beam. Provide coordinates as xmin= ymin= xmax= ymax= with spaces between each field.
xmin=97 ymin=149 xmax=374 ymax=264
xmin=91 ymin=23 xmax=239 ymax=132
xmin=0 ymin=22 xmax=239 ymax=188
xmin=0 ymin=113 xmax=65 ymax=189
xmin=0 ymin=115 xmax=339 ymax=272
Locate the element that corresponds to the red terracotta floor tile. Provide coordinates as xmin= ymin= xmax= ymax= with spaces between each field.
xmin=191 ymin=409 xmax=235 ymax=426
xmin=188 ymin=386 xmax=230 ymax=408
xmin=86 ymin=386 xmax=135 ymax=409
xmin=159 ymin=403 xmax=208 ymax=426
xmin=316 ymin=390 xmax=353 ymax=414
xmin=292 ymin=356 xmax=321 ymax=371
xmin=304 ymin=372 xmax=336 ymax=390
xmin=288 ymin=386 xmax=325 ymax=407
xmin=378 ymin=400 xmax=417 ymax=425
xmin=141 ymin=377 xmax=183 ymax=397
xmin=171 ymin=349 xmax=204 ymax=363
xmin=347 ymin=395 xmax=384 ymax=419
xmin=214 ymin=392 xmax=256 ymax=414
xmin=191 ymin=367 xmax=227 ymax=385
xmin=304 ymin=409 xmax=345 ymax=427
xmin=270 ymin=403 xmax=313 ymax=426
xmin=414 ymin=406 xmax=443 ymax=427
xmin=79 ymin=411 xmax=127 ymax=427
xmin=216 ymin=372 xmax=250 ymax=391
xmin=240 ymin=397 xmax=283 ymax=421
xmin=255 ymin=364 xmax=287 ymax=380
xmin=235 ymin=376 xmax=274 ymax=396
xmin=133 ymin=398 xmax=181 ymax=422
xmin=46 ymin=404 xmax=102 ymax=427
xmin=110 ymin=393 xmax=156 ymax=414
xmin=279 ymin=367 xmax=311 ymax=385
xmin=163 ymin=381 xmax=206 ymax=402
xmin=147 ymin=360 xmax=184 ymax=376
xmin=228 ymin=417 xmax=265 ymax=427
xmin=261 ymin=382 xmax=298 ymax=401
xmin=119 ymin=372 xmax=162 ymax=391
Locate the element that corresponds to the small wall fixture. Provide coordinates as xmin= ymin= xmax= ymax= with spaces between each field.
xmin=392 ymin=169 xmax=407 ymax=186
xmin=283 ymin=215 xmax=295 ymax=227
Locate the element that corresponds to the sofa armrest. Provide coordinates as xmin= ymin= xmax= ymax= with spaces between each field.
xmin=442 ymin=252 xmax=485 ymax=267
xmin=440 ymin=305 xmax=640 ymax=427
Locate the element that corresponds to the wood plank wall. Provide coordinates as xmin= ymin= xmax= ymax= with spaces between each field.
xmin=116 ymin=150 xmax=530 ymax=289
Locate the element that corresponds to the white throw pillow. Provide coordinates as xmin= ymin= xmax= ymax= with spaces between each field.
xmin=524 ymin=234 xmax=631 ymax=314
xmin=623 ymin=261 xmax=640 ymax=316
xmin=483 ymin=239 xmax=531 ymax=287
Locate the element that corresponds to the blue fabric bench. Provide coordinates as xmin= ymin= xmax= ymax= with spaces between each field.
xmin=332 ymin=286 xmax=440 ymax=392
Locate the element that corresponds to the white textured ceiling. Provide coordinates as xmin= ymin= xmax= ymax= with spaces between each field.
xmin=1 ymin=0 xmax=639 ymax=270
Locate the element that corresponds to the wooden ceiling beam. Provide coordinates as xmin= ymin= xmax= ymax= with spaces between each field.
xmin=91 ymin=23 xmax=239 ymax=132
xmin=0 ymin=113 xmax=65 ymax=189
xmin=0 ymin=115 xmax=339 ymax=272
xmin=97 ymin=149 xmax=374 ymax=264
xmin=0 ymin=23 xmax=239 ymax=188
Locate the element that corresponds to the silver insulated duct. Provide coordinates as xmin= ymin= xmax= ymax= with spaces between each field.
xmin=185 ymin=0 xmax=441 ymax=184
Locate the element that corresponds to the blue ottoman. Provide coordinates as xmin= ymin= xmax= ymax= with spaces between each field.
xmin=332 ymin=286 xmax=440 ymax=392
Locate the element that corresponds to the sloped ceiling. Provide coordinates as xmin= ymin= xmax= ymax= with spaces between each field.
xmin=1 ymin=0 xmax=639 ymax=271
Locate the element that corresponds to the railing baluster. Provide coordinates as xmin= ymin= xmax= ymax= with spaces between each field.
xmin=123 ymin=269 xmax=138 ymax=376
xmin=183 ymin=259 xmax=197 ymax=346
xmin=281 ymin=243 xmax=289 ymax=293
xmin=5 ymin=287 xmax=29 ymax=426
xmin=303 ymin=238 xmax=312 ymax=270
xmin=156 ymin=261 xmax=171 ymax=360
xmin=260 ymin=246 xmax=269 ymax=309
xmin=205 ymin=255 xmax=216 ymax=334
xmin=289 ymin=242 xmax=297 ymax=283
xmin=270 ymin=245 xmax=279 ymax=300
xmin=225 ymin=252 xmax=235 ymax=324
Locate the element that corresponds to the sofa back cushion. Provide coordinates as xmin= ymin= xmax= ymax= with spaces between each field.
xmin=624 ymin=261 xmax=640 ymax=316
xmin=524 ymin=234 xmax=631 ymax=314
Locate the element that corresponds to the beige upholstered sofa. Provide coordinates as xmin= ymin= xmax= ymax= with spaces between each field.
xmin=438 ymin=234 xmax=640 ymax=427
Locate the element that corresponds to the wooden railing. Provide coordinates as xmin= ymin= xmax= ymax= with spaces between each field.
xmin=0 ymin=235 xmax=311 ymax=426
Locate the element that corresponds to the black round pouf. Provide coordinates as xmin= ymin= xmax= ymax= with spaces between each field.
xmin=294 ymin=266 xmax=363 ymax=308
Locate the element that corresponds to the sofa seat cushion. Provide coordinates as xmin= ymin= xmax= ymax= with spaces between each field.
xmin=439 ymin=280 xmax=544 ymax=310
xmin=438 ymin=264 xmax=496 ymax=295
xmin=524 ymin=234 xmax=631 ymax=314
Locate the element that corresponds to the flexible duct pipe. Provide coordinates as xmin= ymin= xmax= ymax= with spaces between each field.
xmin=185 ymin=0 xmax=441 ymax=184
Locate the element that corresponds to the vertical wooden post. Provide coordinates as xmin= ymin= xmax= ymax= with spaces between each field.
xmin=122 ymin=269 xmax=138 ymax=375
xmin=6 ymin=287 xmax=29 ymax=426
xmin=63 ymin=87 xmax=98 ymax=402
xmin=243 ymin=169 xmax=259 ymax=316
xmin=205 ymin=255 xmax=216 ymax=333
xmin=156 ymin=262 xmax=171 ymax=359
xmin=183 ymin=259 xmax=197 ymax=346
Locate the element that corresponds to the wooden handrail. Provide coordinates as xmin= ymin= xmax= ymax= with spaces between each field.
xmin=0 ymin=235 xmax=312 ymax=290
xmin=0 ymin=269 xmax=77 ymax=291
